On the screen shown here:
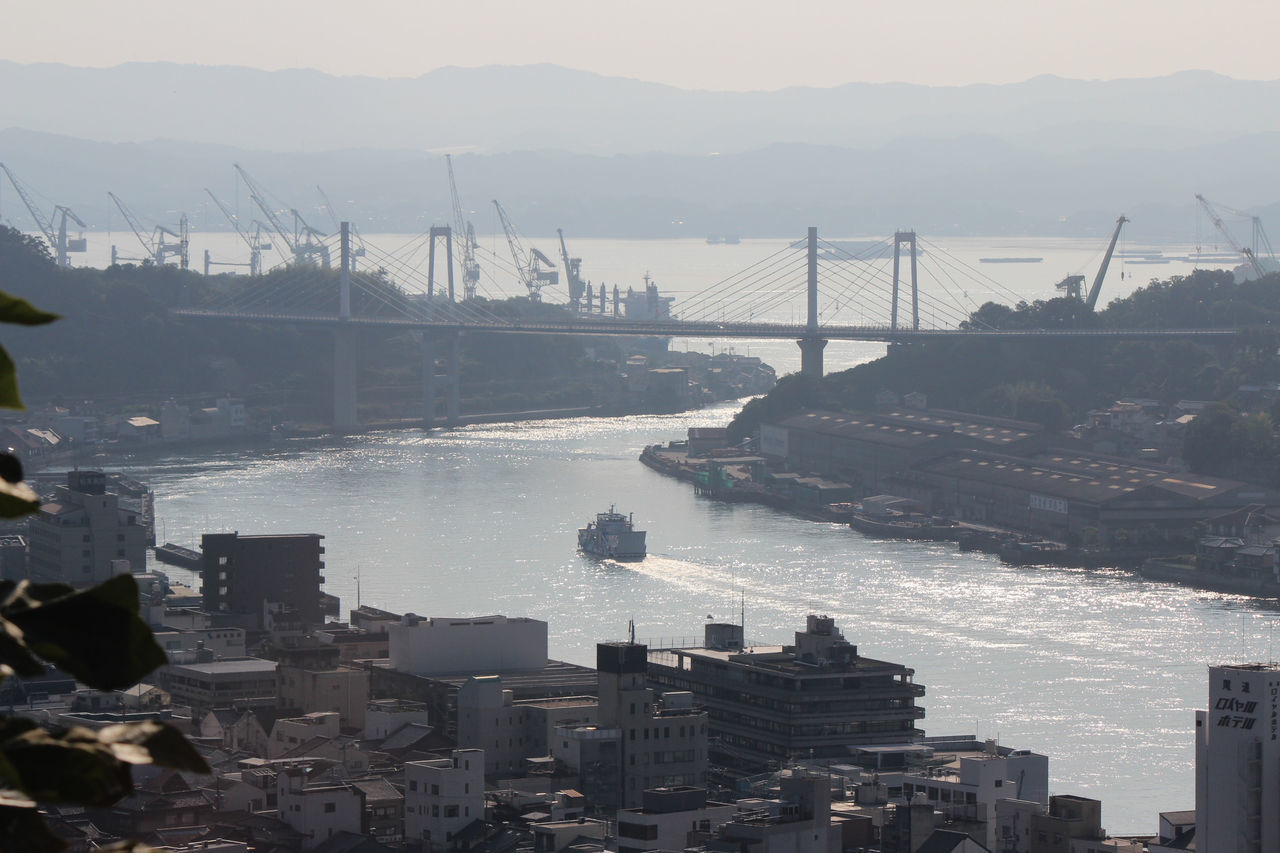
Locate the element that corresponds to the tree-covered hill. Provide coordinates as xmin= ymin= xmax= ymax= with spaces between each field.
xmin=0 ymin=226 xmax=632 ymax=419
xmin=729 ymin=269 xmax=1280 ymax=451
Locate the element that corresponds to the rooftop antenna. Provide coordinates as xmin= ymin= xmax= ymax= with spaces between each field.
xmin=628 ymin=618 xmax=635 ymax=645
xmin=356 ymin=566 xmax=362 ymax=609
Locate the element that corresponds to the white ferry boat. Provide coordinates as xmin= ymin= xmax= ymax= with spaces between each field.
xmin=578 ymin=506 xmax=647 ymax=561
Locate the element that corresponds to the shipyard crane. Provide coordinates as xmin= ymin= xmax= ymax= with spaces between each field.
xmin=205 ymin=189 xmax=273 ymax=275
xmin=316 ymin=186 xmax=365 ymax=268
xmin=492 ymin=199 xmax=558 ymax=301
xmin=0 ymin=162 xmax=88 ymax=267
xmin=107 ymin=192 xmax=189 ymax=269
xmin=1196 ymin=194 xmax=1272 ymax=280
xmin=233 ymin=164 xmax=330 ymax=268
xmin=557 ymin=228 xmax=586 ymax=310
xmin=1054 ymin=215 xmax=1128 ymax=310
xmin=446 ymin=155 xmax=481 ymax=300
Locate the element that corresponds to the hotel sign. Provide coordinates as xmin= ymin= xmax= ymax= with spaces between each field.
xmin=1029 ymin=494 xmax=1068 ymax=514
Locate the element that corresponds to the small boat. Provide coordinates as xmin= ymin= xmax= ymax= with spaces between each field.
xmin=153 ymin=542 xmax=203 ymax=569
xmin=578 ymin=506 xmax=647 ymax=561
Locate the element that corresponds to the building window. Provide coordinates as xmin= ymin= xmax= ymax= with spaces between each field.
xmin=431 ymin=784 xmax=439 ymax=795
xmin=445 ymin=805 xmax=459 ymax=818
xmin=409 ymin=781 xmax=417 ymax=791
xmin=324 ymin=802 xmax=336 ymax=813
xmin=1223 ymin=679 xmax=1232 ymax=689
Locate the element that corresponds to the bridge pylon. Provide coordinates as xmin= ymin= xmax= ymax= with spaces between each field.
xmin=891 ymin=231 xmax=919 ymax=331
xmin=427 ymin=226 xmax=456 ymax=302
xmin=798 ymin=226 xmax=827 ymax=378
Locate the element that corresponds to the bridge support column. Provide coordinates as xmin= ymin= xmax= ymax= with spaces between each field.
xmin=445 ymin=331 xmax=461 ymax=427
xmin=333 ymin=222 xmax=358 ymax=430
xmin=333 ymin=326 xmax=358 ymax=430
xmin=421 ymin=333 xmax=437 ymax=428
xmin=798 ymin=336 xmax=827 ymax=378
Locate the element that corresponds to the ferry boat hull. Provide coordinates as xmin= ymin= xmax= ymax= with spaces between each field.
xmin=578 ymin=507 xmax=647 ymax=561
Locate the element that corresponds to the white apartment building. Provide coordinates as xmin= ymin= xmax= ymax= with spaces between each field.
xmin=388 ymin=614 xmax=548 ymax=675
xmin=27 ymin=470 xmax=148 ymax=585
xmin=1196 ymin=662 xmax=1280 ymax=853
xmin=276 ymin=765 xmax=365 ymax=851
xmin=405 ymin=748 xmax=485 ymax=850
xmin=457 ymin=674 xmax=598 ymax=775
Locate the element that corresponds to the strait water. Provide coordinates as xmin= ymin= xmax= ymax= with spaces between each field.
xmin=123 ymin=403 xmax=1279 ymax=836
xmin=69 ymin=233 xmax=1262 ymax=834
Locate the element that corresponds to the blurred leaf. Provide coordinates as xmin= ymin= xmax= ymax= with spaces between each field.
xmin=0 ymin=479 xmax=37 ymax=519
xmin=0 ymin=804 xmax=66 ymax=853
xmin=0 ymin=293 xmax=57 ymax=327
xmin=5 ymin=576 xmax=166 ymax=690
xmin=0 ymin=619 xmax=43 ymax=679
xmin=98 ymin=722 xmax=210 ymax=773
xmin=0 ymin=344 xmax=22 ymax=410
xmin=1 ymin=727 xmax=131 ymax=806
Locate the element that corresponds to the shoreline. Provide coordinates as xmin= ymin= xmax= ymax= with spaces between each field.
xmin=640 ymin=443 xmax=1279 ymax=600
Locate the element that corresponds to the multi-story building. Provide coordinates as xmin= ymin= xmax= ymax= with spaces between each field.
xmin=276 ymin=763 xmax=366 ymax=851
xmin=163 ymin=657 xmax=279 ymax=712
xmin=404 ymin=748 xmax=485 ymax=851
xmin=1196 ymin=662 xmax=1280 ymax=853
xmin=648 ymin=616 xmax=925 ymax=771
xmin=388 ymin=614 xmax=548 ymax=675
xmin=201 ymin=532 xmax=326 ymax=629
xmin=617 ymin=786 xmax=736 ymax=853
xmin=592 ymin=640 xmax=708 ymax=809
xmin=27 ymin=470 xmax=148 ymax=586
xmin=457 ymin=674 xmax=597 ymax=776
xmin=705 ymin=769 xmax=840 ymax=853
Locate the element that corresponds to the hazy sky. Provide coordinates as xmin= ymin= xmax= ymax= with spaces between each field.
xmin=4 ymin=0 xmax=1279 ymax=90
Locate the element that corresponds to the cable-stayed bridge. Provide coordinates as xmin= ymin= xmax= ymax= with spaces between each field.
xmin=174 ymin=225 xmax=1238 ymax=429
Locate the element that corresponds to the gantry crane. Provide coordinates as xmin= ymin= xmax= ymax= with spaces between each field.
xmin=0 ymin=162 xmax=88 ymax=267
xmin=492 ymin=199 xmax=557 ymax=301
xmin=1055 ymin=215 xmax=1128 ymax=310
xmin=446 ymin=155 xmax=481 ymax=300
xmin=205 ymin=189 xmax=273 ymax=275
xmin=233 ymin=164 xmax=330 ymax=268
xmin=557 ymin=228 xmax=586 ymax=310
xmin=1196 ymin=194 xmax=1273 ymax=280
xmin=107 ymin=192 xmax=189 ymax=269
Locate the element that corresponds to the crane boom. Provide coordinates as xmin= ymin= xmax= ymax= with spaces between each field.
xmin=446 ymin=155 xmax=481 ymax=299
xmin=233 ymin=164 xmax=329 ymax=267
xmin=557 ymin=228 xmax=585 ymax=309
xmin=493 ymin=199 xmax=542 ymax=300
xmin=235 ymin=164 xmax=296 ymax=253
xmin=1085 ymin=215 xmax=1129 ymax=311
xmin=1 ymin=162 xmax=55 ymax=246
xmin=206 ymin=188 xmax=271 ymax=275
xmin=1196 ymin=194 xmax=1268 ymax=279
xmin=108 ymin=191 xmax=155 ymax=261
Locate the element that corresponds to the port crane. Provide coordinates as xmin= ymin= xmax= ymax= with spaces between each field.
xmin=0 ymin=162 xmax=88 ymax=267
xmin=1055 ymin=215 xmax=1128 ymax=310
xmin=492 ymin=199 xmax=557 ymax=301
xmin=446 ymin=155 xmax=481 ymax=300
xmin=556 ymin=228 xmax=586 ymax=310
xmin=233 ymin=164 xmax=330 ymax=268
xmin=205 ymin=189 xmax=273 ymax=275
xmin=107 ymin=192 xmax=189 ymax=269
xmin=316 ymin=186 xmax=365 ymax=268
xmin=1195 ymin=194 xmax=1273 ymax=280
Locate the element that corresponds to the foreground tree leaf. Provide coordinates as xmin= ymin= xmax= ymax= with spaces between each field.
xmin=0 ymin=344 xmax=22 ymax=410
xmin=0 ymin=478 xmax=37 ymax=519
xmin=0 ymin=804 xmax=65 ymax=853
xmin=3 ymin=576 xmax=166 ymax=690
xmin=97 ymin=722 xmax=210 ymax=773
xmin=0 ymin=292 xmax=58 ymax=327
xmin=1 ymin=728 xmax=132 ymax=806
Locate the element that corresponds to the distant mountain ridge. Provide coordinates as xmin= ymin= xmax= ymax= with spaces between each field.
xmin=2 ymin=61 xmax=1278 ymax=155
xmin=2 ymin=62 xmax=1279 ymax=239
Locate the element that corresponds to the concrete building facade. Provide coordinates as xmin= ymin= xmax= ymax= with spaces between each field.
xmin=388 ymin=614 xmax=548 ymax=676
xmin=1196 ymin=662 xmax=1280 ymax=853
xmin=648 ymin=616 xmax=925 ymax=771
xmin=404 ymin=748 xmax=485 ymax=850
xmin=27 ymin=470 xmax=148 ymax=585
xmin=201 ymin=532 xmax=326 ymax=629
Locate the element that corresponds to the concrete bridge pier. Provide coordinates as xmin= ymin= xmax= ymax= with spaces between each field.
xmin=420 ymin=331 xmax=461 ymax=428
xmin=333 ymin=326 xmax=358 ymax=430
xmin=333 ymin=221 xmax=358 ymax=430
xmin=798 ymin=335 xmax=827 ymax=378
